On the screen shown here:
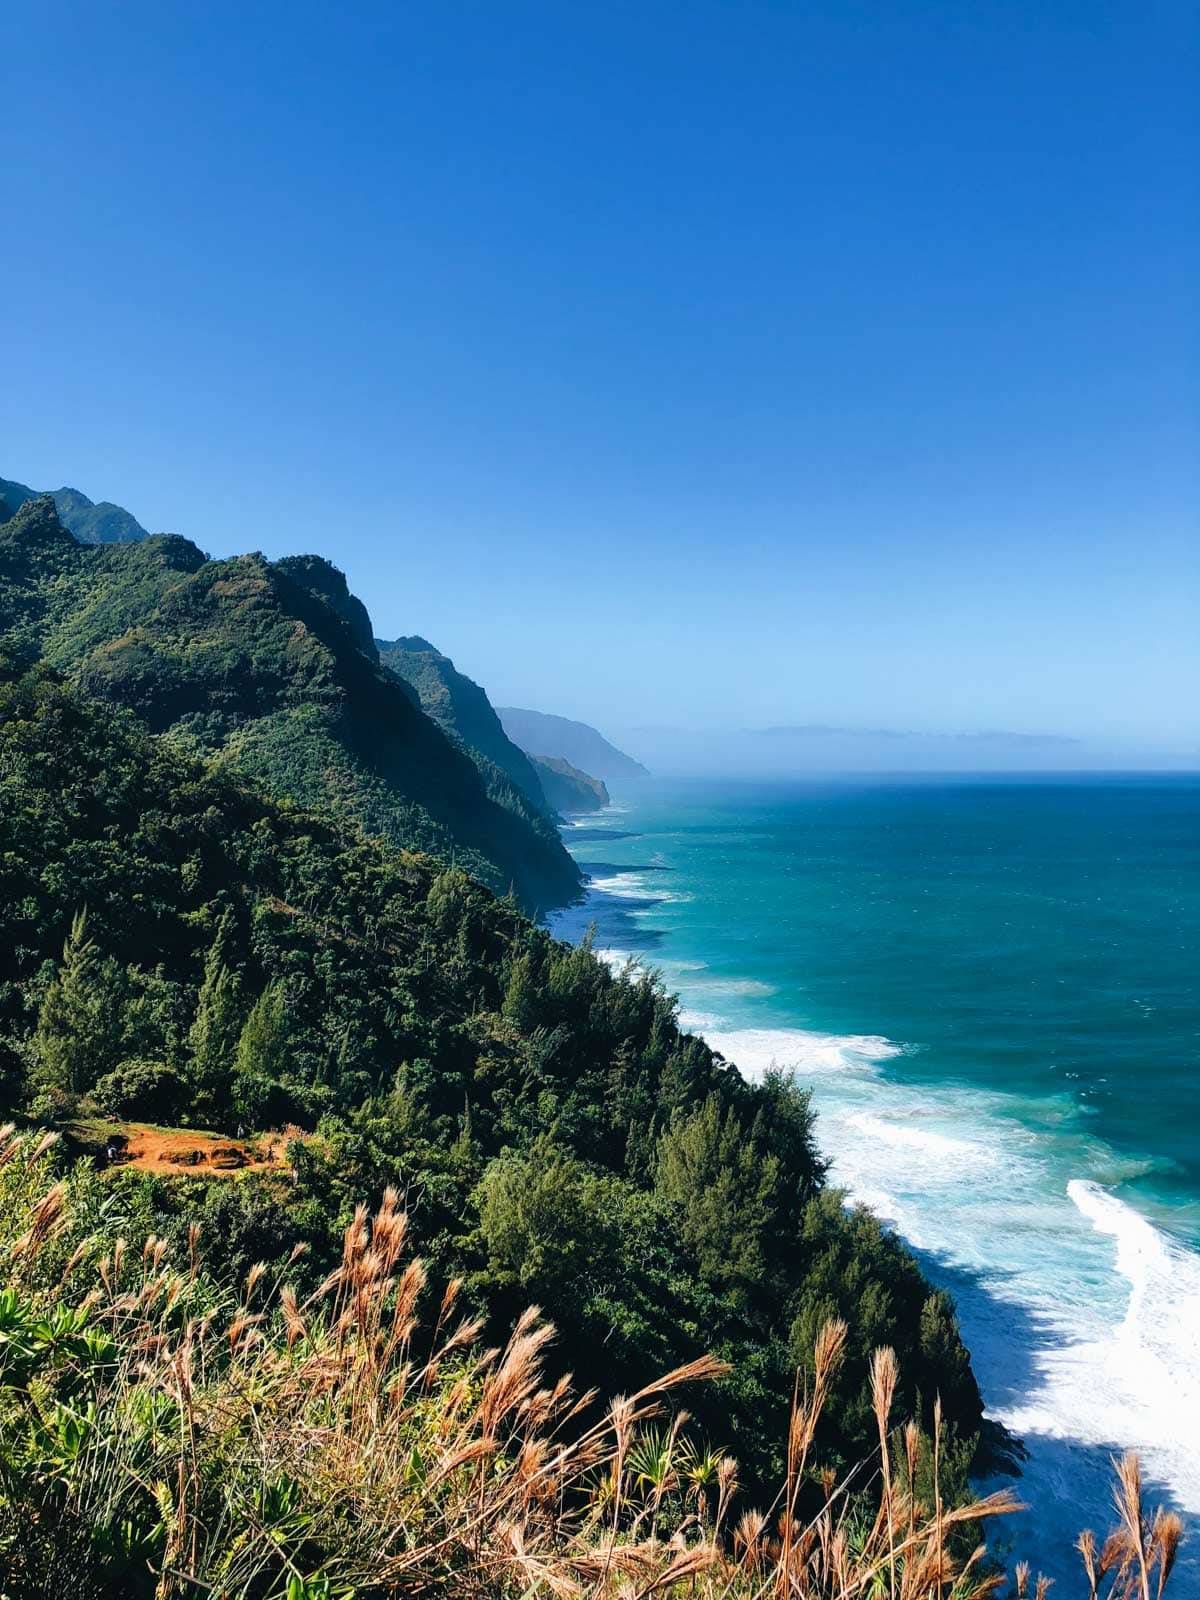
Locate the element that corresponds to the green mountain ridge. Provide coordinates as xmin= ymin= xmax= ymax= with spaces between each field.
xmin=0 ymin=474 xmax=993 ymax=1562
xmin=1 ymin=474 xmax=150 ymax=544
xmin=0 ymin=495 xmax=580 ymax=912
xmin=378 ymin=636 xmax=614 ymax=821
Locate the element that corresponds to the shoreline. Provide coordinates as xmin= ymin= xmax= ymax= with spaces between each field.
xmin=548 ymin=790 xmax=1200 ymax=1588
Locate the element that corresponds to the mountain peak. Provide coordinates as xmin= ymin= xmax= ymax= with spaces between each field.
xmin=0 ymin=474 xmax=149 ymax=544
xmin=274 ymin=554 xmax=377 ymax=659
xmin=0 ymin=493 xmax=81 ymax=559
xmin=385 ymin=634 xmax=441 ymax=657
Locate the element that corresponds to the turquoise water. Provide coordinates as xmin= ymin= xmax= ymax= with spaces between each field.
xmin=550 ymin=776 xmax=1200 ymax=1585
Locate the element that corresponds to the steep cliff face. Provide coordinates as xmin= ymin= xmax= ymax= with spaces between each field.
xmin=530 ymin=753 xmax=610 ymax=813
xmin=497 ymin=705 xmax=648 ymax=783
xmin=377 ymin=635 xmax=551 ymax=812
xmin=275 ymin=554 xmax=378 ymax=659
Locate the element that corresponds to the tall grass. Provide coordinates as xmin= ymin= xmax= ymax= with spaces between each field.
xmin=0 ymin=1128 xmax=1185 ymax=1599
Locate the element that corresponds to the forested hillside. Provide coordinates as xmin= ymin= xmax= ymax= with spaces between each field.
xmin=0 ymin=476 xmax=992 ymax=1538
xmin=0 ymin=661 xmax=983 ymax=1494
xmin=0 ymin=495 xmax=580 ymax=910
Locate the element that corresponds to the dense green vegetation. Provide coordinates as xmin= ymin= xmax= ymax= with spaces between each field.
xmin=0 ymin=496 xmax=580 ymax=910
xmin=530 ymin=752 xmax=610 ymax=812
xmin=0 ymin=474 xmax=1009 ymax=1580
xmin=0 ymin=661 xmax=983 ymax=1494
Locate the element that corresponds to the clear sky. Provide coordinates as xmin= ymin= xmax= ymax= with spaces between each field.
xmin=4 ymin=0 xmax=1197 ymax=761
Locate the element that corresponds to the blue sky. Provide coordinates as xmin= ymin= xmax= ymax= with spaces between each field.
xmin=3 ymin=0 xmax=1196 ymax=760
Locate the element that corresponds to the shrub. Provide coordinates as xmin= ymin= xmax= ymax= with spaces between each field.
xmin=90 ymin=1058 xmax=187 ymax=1123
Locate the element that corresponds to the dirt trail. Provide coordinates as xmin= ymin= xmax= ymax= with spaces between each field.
xmin=109 ymin=1126 xmax=298 ymax=1176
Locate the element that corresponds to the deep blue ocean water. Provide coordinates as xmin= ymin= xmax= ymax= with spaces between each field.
xmin=550 ymin=775 xmax=1200 ymax=1586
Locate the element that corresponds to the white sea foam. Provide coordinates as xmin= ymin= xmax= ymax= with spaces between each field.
xmin=1055 ymin=1182 xmax=1200 ymax=1504
xmin=698 ymin=1020 xmax=1200 ymax=1580
xmin=688 ymin=976 xmax=777 ymax=998
xmin=581 ymin=869 xmax=692 ymax=906
xmin=677 ymin=1007 xmax=726 ymax=1031
xmin=573 ymin=799 xmax=632 ymax=820
xmin=595 ymin=946 xmax=638 ymax=972
xmin=845 ymin=1111 xmax=1001 ymax=1175
xmin=703 ymin=1024 xmax=905 ymax=1078
xmin=588 ymin=870 xmax=653 ymax=898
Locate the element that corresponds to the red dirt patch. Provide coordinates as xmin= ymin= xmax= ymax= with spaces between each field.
xmin=110 ymin=1125 xmax=300 ymax=1177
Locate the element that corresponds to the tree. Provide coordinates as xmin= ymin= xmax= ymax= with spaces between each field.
xmin=501 ymin=951 xmax=538 ymax=1030
xmin=918 ymin=1289 xmax=976 ymax=1402
xmin=32 ymin=911 xmax=122 ymax=1099
xmin=92 ymin=1058 xmax=187 ymax=1123
xmin=475 ymin=1138 xmax=614 ymax=1299
xmin=748 ymin=1071 xmax=827 ymax=1251
xmin=235 ymin=983 xmax=289 ymax=1081
xmin=187 ymin=913 xmax=244 ymax=1113
xmin=655 ymin=1094 xmax=780 ymax=1296
xmin=231 ymin=982 xmax=291 ymax=1126
xmin=424 ymin=868 xmax=473 ymax=935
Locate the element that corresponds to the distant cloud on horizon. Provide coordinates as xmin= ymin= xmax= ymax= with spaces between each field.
xmin=759 ymin=725 xmax=1082 ymax=746
xmin=627 ymin=722 xmax=1083 ymax=746
xmin=614 ymin=720 xmax=1195 ymax=776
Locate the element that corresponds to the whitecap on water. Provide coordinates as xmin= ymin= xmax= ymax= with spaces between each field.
xmin=673 ymin=1017 xmax=1200 ymax=1583
xmin=687 ymin=975 xmax=778 ymax=998
xmin=677 ymin=1007 xmax=726 ymax=1031
xmin=704 ymin=1024 xmax=905 ymax=1078
xmin=845 ymin=1111 xmax=1001 ymax=1175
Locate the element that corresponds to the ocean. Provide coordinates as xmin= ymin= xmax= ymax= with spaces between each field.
xmin=549 ymin=774 xmax=1200 ymax=1587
